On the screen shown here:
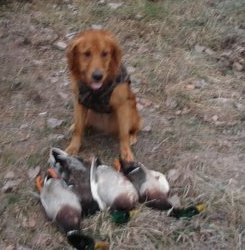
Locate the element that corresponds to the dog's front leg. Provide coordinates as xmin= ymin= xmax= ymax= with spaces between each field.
xmin=66 ymin=101 xmax=88 ymax=155
xmin=115 ymin=103 xmax=134 ymax=161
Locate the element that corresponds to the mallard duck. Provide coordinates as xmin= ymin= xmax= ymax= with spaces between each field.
xmin=49 ymin=147 xmax=99 ymax=216
xmin=116 ymin=159 xmax=172 ymax=210
xmin=36 ymin=169 xmax=109 ymax=250
xmin=90 ymin=157 xmax=139 ymax=224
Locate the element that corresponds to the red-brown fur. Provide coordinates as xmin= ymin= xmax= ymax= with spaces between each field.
xmin=65 ymin=29 xmax=142 ymax=161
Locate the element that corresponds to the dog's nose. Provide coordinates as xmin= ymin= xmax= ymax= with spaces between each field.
xmin=92 ymin=70 xmax=103 ymax=81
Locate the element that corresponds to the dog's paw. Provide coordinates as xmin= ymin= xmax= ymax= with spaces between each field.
xmin=120 ymin=147 xmax=134 ymax=162
xmin=65 ymin=144 xmax=80 ymax=155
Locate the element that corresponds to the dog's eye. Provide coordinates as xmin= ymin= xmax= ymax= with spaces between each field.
xmin=83 ymin=51 xmax=91 ymax=58
xmin=101 ymin=51 xmax=108 ymax=57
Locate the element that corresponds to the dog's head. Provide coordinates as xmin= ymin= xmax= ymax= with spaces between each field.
xmin=67 ymin=29 xmax=122 ymax=91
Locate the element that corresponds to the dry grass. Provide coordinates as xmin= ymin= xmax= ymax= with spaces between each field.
xmin=0 ymin=0 xmax=245 ymax=249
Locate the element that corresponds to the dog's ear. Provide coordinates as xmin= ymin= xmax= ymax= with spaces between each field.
xmin=108 ymin=35 xmax=122 ymax=77
xmin=66 ymin=37 xmax=83 ymax=78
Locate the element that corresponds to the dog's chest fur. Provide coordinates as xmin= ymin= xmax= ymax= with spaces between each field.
xmin=78 ymin=65 xmax=130 ymax=113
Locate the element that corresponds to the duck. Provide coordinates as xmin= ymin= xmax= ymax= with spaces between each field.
xmin=116 ymin=159 xmax=207 ymax=219
xmin=115 ymin=158 xmax=172 ymax=210
xmin=49 ymin=147 xmax=99 ymax=216
xmin=90 ymin=157 xmax=139 ymax=224
xmin=36 ymin=169 xmax=109 ymax=250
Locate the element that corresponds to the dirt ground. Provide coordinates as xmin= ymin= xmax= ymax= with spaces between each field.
xmin=0 ymin=0 xmax=244 ymax=249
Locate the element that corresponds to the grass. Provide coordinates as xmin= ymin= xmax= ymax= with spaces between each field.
xmin=0 ymin=0 xmax=244 ymax=249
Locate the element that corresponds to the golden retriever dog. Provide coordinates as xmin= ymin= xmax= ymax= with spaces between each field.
xmin=65 ymin=29 xmax=141 ymax=161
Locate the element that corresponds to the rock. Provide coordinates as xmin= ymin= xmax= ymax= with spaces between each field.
xmin=132 ymin=86 xmax=140 ymax=94
xmin=98 ymin=0 xmax=106 ymax=4
xmin=211 ymin=115 xmax=219 ymax=122
xmin=11 ymin=80 xmax=22 ymax=90
xmin=142 ymin=125 xmax=152 ymax=132
xmin=205 ymin=48 xmax=216 ymax=56
xmin=91 ymin=24 xmax=103 ymax=30
xmin=22 ymin=216 xmax=36 ymax=229
xmin=194 ymin=44 xmax=206 ymax=53
xmin=185 ymin=84 xmax=195 ymax=90
xmin=49 ymin=134 xmax=65 ymax=142
xmin=28 ymin=166 xmax=40 ymax=180
xmin=234 ymin=103 xmax=245 ymax=112
xmin=137 ymin=103 xmax=144 ymax=111
xmin=2 ymin=179 xmax=21 ymax=193
xmin=65 ymin=31 xmax=78 ymax=39
xmin=175 ymin=110 xmax=182 ymax=115
xmin=140 ymin=98 xmax=152 ymax=107
xmin=4 ymin=171 xmax=15 ymax=179
xmin=5 ymin=245 xmax=15 ymax=250
xmin=32 ymin=60 xmax=44 ymax=66
xmin=38 ymin=112 xmax=47 ymax=116
xmin=20 ymin=123 xmax=28 ymax=129
xmin=47 ymin=118 xmax=63 ymax=129
xmin=53 ymin=41 xmax=67 ymax=51
xmin=127 ymin=66 xmax=136 ymax=74
xmin=166 ymin=97 xmax=178 ymax=109
xmin=108 ymin=2 xmax=123 ymax=9
xmin=16 ymin=246 xmax=32 ymax=250
xmin=232 ymin=62 xmax=243 ymax=72
xmin=58 ymin=91 xmax=68 ymax=100
xmin=194 ymin=79 xmax=208 ymax=89
xmin=135 ymin=14 xmax=144 ymax=20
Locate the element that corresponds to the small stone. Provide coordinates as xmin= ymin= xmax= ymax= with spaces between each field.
xmin=175 ymin=110 xmax=182 ymax=115
xmin=135 ymin=14 xmax=143 ymax=20
xmin=211 ymin=115 xmax=219 ymax=122
xmin=49 ymin=134 xmax=65 ymax=142
xmin=140 ymin=98 xmax=152 ymax=107
xmin=4 ymin=171 xmax=15 ymax=179
xmin=194 ymin=44 xmax=206 ymax=53
xmin=127 ymin=66 xmax=136 ymax=74
xmin=5 ymin=245 xmax=15 ymax=250
xmin=137 ymin=103 xmax=144 ymax=111
xmin=2 ymin=179 xmax=22 ymax=193
xmin=32 ymin=60 xmax=44 ymax=66
xmin=39 ymin=112 xmax=47 ymax=116
xmin=108 ymin=2 xmax=123 ymax=9
xmin=166 ymin=97 xmax=178 ymax=109
xmin=132 ymin=86 xmax=140 ymax=94
xmin=91 ymin=24 xmax=103 ymax=30
xmin=22 ymin=217 xmax=36 ymax=229
xmin=194 ymin=79 xmax=208 ymax=89
xmin=20 ymin=123 xmax=28 ymax=129
xmin=58 ymin=91 xmax=68 ymax=100
xmin=28 ymin=166 xmax=41 ymax=180
xmin=11 ymin=80 xmax=22 ymax=90
xmin=205 ymin=48 xmax=216 ymax=56
xmin=232 ymin=62 xmax=243 ymax=72
xmin=186 ymin=84 xmax=195 ymax=90
xmin=47 ymin=118 xmax=63 ymax=129
xmin=98 ymin=0 xmax=106 ymax=4
xmin=142 ymin=125 xmax=152 ymax=132
xmin=53 ymin=41 xmax=67 ymax=51
xmin=234 ymin=103 xmax=245 ymax=112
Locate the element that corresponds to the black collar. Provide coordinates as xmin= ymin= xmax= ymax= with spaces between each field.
xmin=78 ymin=65 xmax=130 ymax=113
